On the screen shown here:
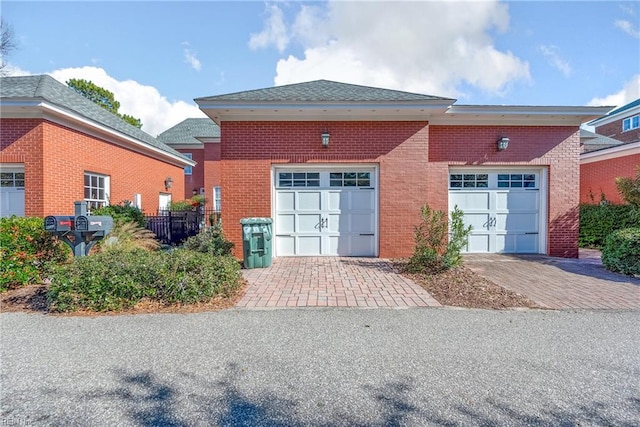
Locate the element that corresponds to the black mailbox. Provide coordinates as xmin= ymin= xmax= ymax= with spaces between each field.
xmin=74 ymin=215 xmax=113 ymax=233
xmin=44 ymin=216 xmax=75 ymax=232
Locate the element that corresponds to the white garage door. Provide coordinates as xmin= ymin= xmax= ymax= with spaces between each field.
xmin=0 ymin=167 xmax=25 ymax=218
xmin=275 ymin=168 xmax=377 ymax=256
xmin=449 ymin=170 xmax=544 ymax=254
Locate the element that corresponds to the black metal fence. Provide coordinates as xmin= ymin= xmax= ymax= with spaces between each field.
xmin=145 ymin=209 xmax=221 ymax=245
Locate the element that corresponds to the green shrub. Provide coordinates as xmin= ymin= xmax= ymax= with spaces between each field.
xmin=579 ymin=204 xmax=640 ymax=248
xmin=408 ymin=204 xmax=471 ymax=273
xmin=0 ymin=216 xmax=70 ymax=291
xmin=616 ymin=165 xmax=640 ymax=206
xmin=100 ymin=221 xmax=160 ymax=252
xmin=183 ymin=223 xmax=234 ymax=256
xmin=47 ymin=249 xmax=241 ymax=312
xmin=601 ymin=228 xmax=640 ymax=276
xmin=93 ymin=201 xmax=146 ymax=227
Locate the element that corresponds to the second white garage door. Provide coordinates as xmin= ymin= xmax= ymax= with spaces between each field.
xmin=449 ymin=170 xmax=545 ymax=254
xmin=274 ymin=168 xmax=377 ymax=256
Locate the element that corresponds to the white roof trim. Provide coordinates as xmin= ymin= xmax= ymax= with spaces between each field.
xmin=580 ymin=141 xmax=640 ymax=164
xmin=1 ymin=100 xmax=195 ymax=167
xmin=588 ymin=104 xmax=640 ymax=127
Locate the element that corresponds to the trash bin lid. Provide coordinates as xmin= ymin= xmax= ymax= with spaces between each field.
xmin=240 ymin=217 xmax=273 ymax=225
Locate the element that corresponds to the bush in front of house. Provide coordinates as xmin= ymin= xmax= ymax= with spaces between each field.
xmin=182 ymin=223 xmax=234 ymax=256
xmin=408 ymin=204 xmax=471 ymax=273
xmin=93 ymin=201 xmax=146 ymax=227
xmin=0 ymin=216 xmax=70 ymax=291
xmin=601 ymin=227 xmax=640 ymax=276
xmin=47 ymin=249 xmax=241 ymax=312
xmin=579 ymin=204 xmax=640 ymax=248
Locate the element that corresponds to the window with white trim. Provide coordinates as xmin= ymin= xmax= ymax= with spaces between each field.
xmin=184 ymin=153 xmax=193 ymax=175
xmin=84 ymin=172 xmax=110 ymax=210
xmin=0 ymin=171 xmax=25 ymax=188
xmin=497 ymin=173 xmax=537 ymax=188
xmin=277 ymin=172 xmax=320 ymax=187
xmin=329 ymin=172 xmax=371 ymax=187
xmin=449 ymin=174 xmax=488 ymax=188
xmin=622 ymin=115 xmax=639 ymax=132
xmin=213 ymin=186 xmax=221 ymax=211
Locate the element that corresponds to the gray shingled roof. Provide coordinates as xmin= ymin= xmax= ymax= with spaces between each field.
xmin=580 ymin=129 xmax=624 ymax=153
xmin=157 ymin=118 xmax=220 ymax=145
xmin=0 ymin=74 xmax=188 ymax=161
xmin=195 ymin=80 xmax=454 ymax=103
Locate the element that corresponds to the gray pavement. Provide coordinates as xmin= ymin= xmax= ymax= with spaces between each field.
xmin=2 ymin=308 xmax=639 ymax=426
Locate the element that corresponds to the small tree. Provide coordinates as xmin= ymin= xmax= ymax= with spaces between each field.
xmin=0 ymin=18 xmax=17 ymax=76
xmin=408 ymin=204 xmax=472 ymax=273
xmin=616 ymin=165 xmax=640 ymax=206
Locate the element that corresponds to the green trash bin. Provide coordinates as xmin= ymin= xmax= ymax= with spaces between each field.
xmin=240 ymin=217 xmax=273 ymax=269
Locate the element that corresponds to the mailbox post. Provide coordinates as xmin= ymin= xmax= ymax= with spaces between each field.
xmin=43 ymin=201 xmax=113 ymax=257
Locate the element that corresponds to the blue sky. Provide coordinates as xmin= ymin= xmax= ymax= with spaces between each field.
xmin=2 ymin=1 xmax=639 ymax=135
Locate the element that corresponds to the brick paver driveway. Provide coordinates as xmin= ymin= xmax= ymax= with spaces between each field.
xmin=238 ymin=257 xmax=441 ymax=308
xmin=464 ymin=250 xmax=640 ymax=309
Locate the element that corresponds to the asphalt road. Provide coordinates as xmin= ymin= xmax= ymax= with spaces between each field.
xmin=1 ymin=308 xmax=639 ymax=426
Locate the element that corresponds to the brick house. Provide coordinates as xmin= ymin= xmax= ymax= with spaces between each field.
xmin=0 ymin=75 xmax=195 ymax=217
xmin=195 ymin=80 xmax=609 ymax=258
xmin=157 ymin=118 xmax=221 ymax=209
xmin=580 ymin=98 xmax=640 ymax=204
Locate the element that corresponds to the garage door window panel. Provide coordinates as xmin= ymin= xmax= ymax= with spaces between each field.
xmin=1 ymin=172 xmax=25 ymax=188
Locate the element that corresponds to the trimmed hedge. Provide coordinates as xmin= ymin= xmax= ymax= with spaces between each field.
xmin=47 ymin=249 xmax=241 ymax=312
xmin=579 ymin=204 xmax=640 ymax=248
xmin=601 ymin=228 xmax=640 ymax=276
xmin=0 ymin=216 xmax=70 ymax=291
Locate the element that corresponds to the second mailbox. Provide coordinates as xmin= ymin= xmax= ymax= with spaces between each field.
xmin=74 ymin=215 xmax=114 ymax=234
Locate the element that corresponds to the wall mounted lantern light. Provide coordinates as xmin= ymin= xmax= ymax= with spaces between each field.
xmin=164 ymin=176 xmax=174 ymax=190
xmin=497 ymin=137 xmax=510 ymax=151
xmin=321 ymin=131 xmax=330 ymax=148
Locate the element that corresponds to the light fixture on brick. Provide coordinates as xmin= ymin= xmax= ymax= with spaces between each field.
xmin=497 ymin=137 xmax=510 ymax=151
xmin=321 ymin=131 xmax=330 ymax=147
xmin=164 ymin=176 xmax=173 ymax=190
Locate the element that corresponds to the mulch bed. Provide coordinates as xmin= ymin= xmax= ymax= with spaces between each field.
xmin=394 ymin=260 xmax=540 ymax=310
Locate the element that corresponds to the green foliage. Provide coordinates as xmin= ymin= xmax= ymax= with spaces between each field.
xmin=0 ymin=216 xmax=70 ymax=291
xmin=169 ymin=195 xmax=207 ymax=211
xmin=601 ymin=228 xmax=640 ymax=276
xmin=579 ymin=204 xmax=640 ymax=248
xmin=616 ymin=165 xmax=640 ymax=207
xmin=100 ymin=221 xmax=160 ymax=252
xmin=183 ymin=223 xmax=234 ymax=256
xmin=47 ymin=249 xmax=241 ymax=312
xmin=66 ymin=78 xmax=143 ymax=128
xmin=93 ymin=201 xmax=145 ymax=227
xmin=408 ymin=204 xmax=472 ymax=273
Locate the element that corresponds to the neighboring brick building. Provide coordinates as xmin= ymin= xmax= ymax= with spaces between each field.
xmin=580 ymin=98 xmax=640 ymax=205
xmin=157 ymin=118 xmax=222 ymax=209
xmin=0 ymin=75 xmax=194 ymax=217
xmin=196 ymin=80 xmax=610 ymax=258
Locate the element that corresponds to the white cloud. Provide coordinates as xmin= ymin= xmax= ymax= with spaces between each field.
xmin=48 ymin=66 xmax=204 ymax=136
xmin=255 ymin=1 xmax=530 ymax=98
xmin=539 ymin=45 xmax=572 ymax=77
xmin=0 ymin=63 xmax=30 ymax=77
xmin=614 ymin=19 xmax=640 ymax=39
xmin=588 ymin=74 xmax=640 ymax=108
xmin=249 ymin=3 xmax=289 ymax=53
xmin=182 ymin=42 xmax=202 ymax=71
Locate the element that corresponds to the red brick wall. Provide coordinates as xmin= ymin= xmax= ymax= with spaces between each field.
xmin=221 ymin=121 xmax=429 ymax=258
xmin=203 ymin=143 xmax=222 ymax=209
xmin=595 ymin=118 xmax=640 ymax=143
xmin=430 ymin=125 xmax=580 ymax=257
xmin=1 ymin=118 xmax=184 ymax=216
xmin=580 ymin=153 xmax=640 ymax=204
xmin=176 ymin=148 xmax=204 ymax=200
xmin=221 ymin=121 xmax=580 ymax=258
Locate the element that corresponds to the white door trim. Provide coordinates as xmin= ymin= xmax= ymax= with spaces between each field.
xmin=271 ymin=164 xmax=379 ymax=257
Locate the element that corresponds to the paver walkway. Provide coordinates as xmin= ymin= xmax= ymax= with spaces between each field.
xmin=464 ymin=250 xmax=640 ymax=309
xmin=238 ymin=257 xmax=441 ymax=308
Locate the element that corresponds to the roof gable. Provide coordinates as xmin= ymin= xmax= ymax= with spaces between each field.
xmin=0 ymin=75 xmax=190 ymax=163
xmin=195 ymin=79 xmax=454 ymax=103
xmin=157 ymin=118 xmax=220 ymax=145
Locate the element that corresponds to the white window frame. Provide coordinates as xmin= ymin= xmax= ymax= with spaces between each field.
xmin=622 ymin=115 xmax=639 ymax=132
xmin=84 ymin=172 xmax=110 ymax=211
xmin=184 ymin=153 xmax=193 ymax=175
xmin=213 ymin=186 xmax=221 ymax=211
